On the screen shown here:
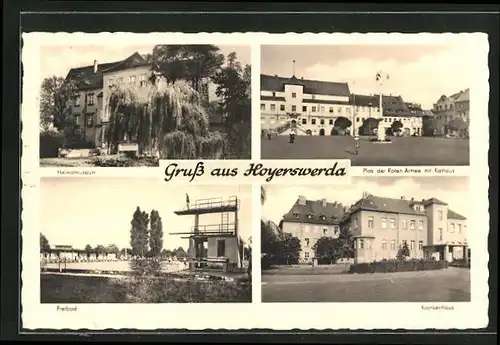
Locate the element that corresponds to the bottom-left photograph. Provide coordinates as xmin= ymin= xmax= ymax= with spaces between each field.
xmin=39 ymin=177 xmax=253 ymax=303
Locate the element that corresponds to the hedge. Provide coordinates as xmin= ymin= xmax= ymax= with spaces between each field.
xmin=348 ymin=259 xmax=449 ymax=274
xmin=39 ymin=130 xmax=65 ymax=158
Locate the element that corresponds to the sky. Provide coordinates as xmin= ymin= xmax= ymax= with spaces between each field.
xmin=40 ymin=44 xmax=251 ymax=84
xmin=40 ymin=178 xmax=252 ymax=251
xmin=261 ymin=44 xmax=475 ymax=109
xmin=261 ymin=177 xmax=469 ymax=225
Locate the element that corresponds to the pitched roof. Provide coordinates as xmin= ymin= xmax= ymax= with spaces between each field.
xmin=447 ymin=209 xmax=467 ymax=220
xmin=379 ymin=95 xmax=414 ymax=117
xmin=261 ymin=74 xmax=351 ymax=97
xmin=282 ymin=197 xmax=346 ymax=225
xmin=347 ymin=194 xmax=428 ymax=217
xmin=351 ymin=94 xmax=380 ymax=107
xmin=454 ymin=89 xmax=469 ymax=102
xmin=423 ymin=198 xmax=448 ymax=206
xmin=65 ymin=52 xmax=148 ymax=91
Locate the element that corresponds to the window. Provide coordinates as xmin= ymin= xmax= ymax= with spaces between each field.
xmin=418 ymin=220 xmax=424 ymax=230
xmin=382 ymin=241 xmax=388 ymax=250
xmin=418 ymin=241 xmax=423 ymax=250
xmin=139 ymin=74 xmax=147 ymax=87
xmin=269 ymin=104 xmax=276 ymax=112
xmin=329 ymin=107 xmax=334 ymax=113
xmin=304 ymin=252 xmax=310 ymax=259
xmin=293 ymin=212 xmax=299 ymax=219
xmin=320 ymin=215 xmax=326 ymax=221
xmin=87 ymin=94 xmax=95 ymax=105
xmin=217 ymin=240 xmax=226 ymax=257
xmin=337 ymin=107 xmax=342 ymax=113
xmin=410 ymin=240 xmax=415 ymax=250
xmin=323 ymin=228 xmax=328 ymax=235
xmin=292 ymin=92 xmax=296 ymax=98
xmin=304 ymin=238 xmax=310 ymax=247
xmin=346 ymin=107 xmax=351 ymax=113
xmin=359 ymin=239 xmax=364 ymax=249
xmin=108 ymin=79 xmax=114 ymax=86
xmin=356 ymin=117 xmax=360 ymax=122
xmin=311 ymin=95 xmax=316 ymax=100
xmin=368 ymin=216 xmax=374 ymax=228
xmin=457 ymin=224 xmax=462 ymax=233
xmin=381 ymin=217 xmax=387 ymax=229
xmin=320 ymin=119 xmax=325 ymax=125
xmin=260 ymin=103 xmax=265 ymax=111
xmin=390 ymin=240 xmax=396 ymax=250
xmin=280 ymin=105 xmax=285 ymax=111
xmin=439 ymin=228 xmax=443 ymax=241
xmin=353 ymin=218 xmax=358 ymax=228
xmin=292 ymin=105 xmax=297 ymax=112
xmin=320 ymin=106 xmax=325 ymax=113
xmin=307 ymin=214 xmax=312 ymax=219
xmin=87 ymin=115 xmax=93 ymax=127
xmin=329 ymin=119 xmax=333 ymax=125
xmin=450 ymin=223 xmax=455 ymax=233
xmin=117 ymin=77 xmax=124 ymax=84
xmin=312 ymin=106 xmax=317 ymax=112
xmin=74 ymin=96 xmax=81 ymax=107
xmin=409 ymin=220 xmax=416 ymax=230
xmin=438 ymin=210 xmax=443 ymax=221
xmin=272 ymin=92 xmax=276 ymax=97
xmin=390 ymin=218 xmax=396 ymax=229
xmin=129 ymin=75 xmax=136 ymax=85
xmin=402 ymin=240 xmax=408 ymax=247
xmin=311 ymin=119 xmax=316 ymax=125
xmin=74 ymin=115 xmax=80 ymax=125
xmin=302 ymin=105 xmax=307 ymax=112
xmin=302 ymin=119 xmax=307 ymax=125
xmin=333 ymin=226 xmax=340 ymax=234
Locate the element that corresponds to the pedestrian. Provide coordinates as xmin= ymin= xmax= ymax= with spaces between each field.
xmin=354 ymin=133 xmax=360 ymax=155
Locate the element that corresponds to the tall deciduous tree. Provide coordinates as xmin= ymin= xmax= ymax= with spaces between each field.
xmin=130 ymin=207 xmax=150 ymax=256
xmin=39 ymin=76 xmax=78 ymax=131
xmin=313 ymin=236 xmax=341 ymax=264
xmin=84 ymin=244 xmax=92 ymax=253
xmin=40 ymin=233 xmax=50 ymax=249
xmin=149 ymin=210 xmax=164 ymax=257
xmin=150 ymin=45 xmax=225 ymax=91
xmin=211 ymin=53 xmax=252 ymax=159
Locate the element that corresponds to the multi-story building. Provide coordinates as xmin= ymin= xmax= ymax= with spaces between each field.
xmin=66 ymin=52 xmax=220 ymax=148
xmin=260 ymin=73 xmax=424 ymax=136
xmin=279 ymin=195 xmax=346 ymax=263
xmin=432 ymin=88 xmax=470 ymax=136
xmin=341 ymin=193 xmax=468 ymax=264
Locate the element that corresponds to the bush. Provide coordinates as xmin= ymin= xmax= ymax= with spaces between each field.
xmin=92 ymin=156 xmax=159 ymax=167
xmin=39 ymin=130 xmax=65 ymax=158
xmin=348 ymin=259 xmax=449 ymax=274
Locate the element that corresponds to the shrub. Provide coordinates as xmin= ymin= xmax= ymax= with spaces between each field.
xmin=348 ymin=259 xmax=449 ymax=274
xmin=39 ymin=130 xmax=65 ymax=158
xmin=91 ymin=156 xmax=159 ymax=167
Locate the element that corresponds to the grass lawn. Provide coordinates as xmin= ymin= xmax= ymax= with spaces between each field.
xmin=261 ymin=136 xmax=469 ymax=166
xmin=261 ymin=267 xmax=470 ymax=302
xmin=41 ymin=273 xmax=252 ymax=303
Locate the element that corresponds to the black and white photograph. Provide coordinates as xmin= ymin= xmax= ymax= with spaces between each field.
xmin=40 ymin=178 xmax=252 ymax=303
xmin=260 ymin=44 xmax=473 ymax=165
xmin=38 ymin=44 xmax=251 ymax=167
xmin=260 ymin=177 xmax=471 ymax=302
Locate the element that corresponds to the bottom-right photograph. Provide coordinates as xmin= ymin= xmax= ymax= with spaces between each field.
xmin=260 ymin=176 xmax=470 ymax=303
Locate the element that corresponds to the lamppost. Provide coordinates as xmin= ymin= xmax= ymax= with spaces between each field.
xmin=376 ymin=71 xmax=390 ymax=141
xmin=368 ymin=102 xmax=372 ymax=140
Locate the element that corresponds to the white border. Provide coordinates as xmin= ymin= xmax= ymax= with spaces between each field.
xmin=22 ymin=32 xmax=489 ymax=330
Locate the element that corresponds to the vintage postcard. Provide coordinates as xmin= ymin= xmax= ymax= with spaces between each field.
xmin=21 ymin=32 xmax=489 ymax=330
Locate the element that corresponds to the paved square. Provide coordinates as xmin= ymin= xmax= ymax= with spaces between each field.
xmin=261 ymin=136 xmax=469 ymax=166
xmin=261 ymin=267 xmax=470 ymax=302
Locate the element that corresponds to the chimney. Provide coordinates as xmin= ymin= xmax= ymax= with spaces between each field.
xmin=301 ymin=77 xmax=304 ymax=80
xmin=321 ymin=199 xmax=327 ymax=207
xmin=94 ymin=60 xmax=98 ymax=73
xmin=298 ymin=195 xmax=306 ymax=205
xmin=422 ymin=199 xmax=425 ymax=203
xmin=274 ymin=74 xmax=278 ymax=78
xmin=411 ymin=197 xmax=414 ymax=201
xmin=401 ymin=196 xmax=405 ymax=200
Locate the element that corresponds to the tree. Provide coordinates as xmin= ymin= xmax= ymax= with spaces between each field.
xmin=422 ymin=115 xmax=439 ymax=136
xmin=261 ymin=186 xmax=266 ymax=205
xmin=279 ymin=233 xmax=301 ymax=265
xmin=338 ymin=226 xmax=354 ymax=259
xmin=174 ymin=247 xmax=188 ymax=259
xmin=39 ymin=76 xmax=78 ymax=131
xmin=130 ymin=207 xmax=150 ymax=256
xmin=149 ymin=210 xmax=164 ymax=257
xmin=360 ymin=118 xmax=380 ymax=136
xmin=447 ymin=117 xmax=468 ymax=136
xmin=105 ymin=80 xmax=226 ymax=159
xmin=397 ymin=242 xmax=410 ymax=261
xmin=94 ymin=245 xmax=106 ymax=253
xmin=150 ymin=45 xmax=225 ymax=91
xmin=106 ymin=244 xmax=120 ymax=255
xmin=40 ymin=233 xmax=50 ymax=249
xmin=84 ymin=244 xmax=92 ymax=253
xmin=334 ymin=117 xmax=352 ymax=130
xmin=313 ymin=236 xmax=341 ymax=264
xmin=211 ymin=53 xmax=252 ymax=159
xmin=391 ymin=120 xmax=404 ymax=134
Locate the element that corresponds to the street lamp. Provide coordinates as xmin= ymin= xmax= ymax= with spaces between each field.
xmin=368 ymin=102 xmax=372 ymax=140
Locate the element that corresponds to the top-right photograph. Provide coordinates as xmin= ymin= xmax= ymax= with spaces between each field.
xmin=260 ymin=44 xmax=473 ymax=166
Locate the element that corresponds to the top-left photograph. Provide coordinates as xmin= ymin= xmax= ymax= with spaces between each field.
xmin=38 ymin=44 xmax=252 ymax=167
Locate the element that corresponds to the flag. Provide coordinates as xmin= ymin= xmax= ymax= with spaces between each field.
xmin=186 ymin=193 xmax=190 ymax=204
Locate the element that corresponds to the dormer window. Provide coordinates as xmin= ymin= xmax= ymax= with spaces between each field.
xmin=293 ymin=212 xmax=300 ymax=219
xmin=307 ymin=214 xmax=313 ymax=219
xmin=320 ymin=215 xmax=326 ymax=221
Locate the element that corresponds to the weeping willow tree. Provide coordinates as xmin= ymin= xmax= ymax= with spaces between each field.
xmin=105 ymin=80 xmax=225 ymax=159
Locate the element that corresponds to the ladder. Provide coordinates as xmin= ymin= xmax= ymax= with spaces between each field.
xmin=221 ymin=211 xmax=230 ymax=233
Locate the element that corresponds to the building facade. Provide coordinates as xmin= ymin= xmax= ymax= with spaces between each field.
xmin=279 ymin=195 xmax=346 ymax=263
xmin=260 ymin=73 xmax=424 ymax=136
xmin=432 ymin=88 xmax=470 ymax=136
xmin=66 ymin=52 xmax=221 ymax=148
xmin=341 ymin=194 xmax=468 ymax=264
xmin=40 ymin=245 xmax=117 ymax=263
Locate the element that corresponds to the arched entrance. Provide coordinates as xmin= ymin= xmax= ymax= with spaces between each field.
xmin=334 ymin=117 xmax=352 ymax=135
xmin=319 ymin=128 xmax=325 ymax=136
xmin=306 ymin=129 xmax=312 ymax=136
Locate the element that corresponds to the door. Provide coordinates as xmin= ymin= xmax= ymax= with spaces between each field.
xmin=319 ymin=128 xmax=325 ymax=136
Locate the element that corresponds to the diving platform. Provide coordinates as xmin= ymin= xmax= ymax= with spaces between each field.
xmin=174 ymin=196 xmax=238 ymax=215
